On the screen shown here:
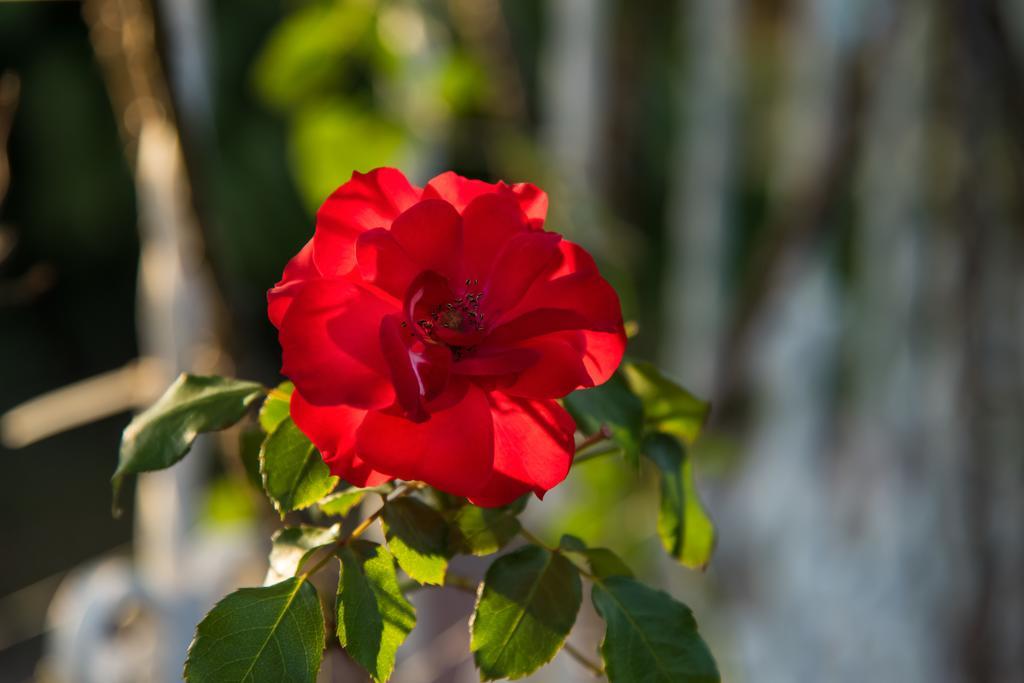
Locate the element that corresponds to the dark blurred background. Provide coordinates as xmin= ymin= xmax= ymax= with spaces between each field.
xmin=1 ymin=0 xmax=1023 ymax=681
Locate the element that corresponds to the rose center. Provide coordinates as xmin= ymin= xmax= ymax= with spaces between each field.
xmin=416 ymin=283 xmax=484 ymax=338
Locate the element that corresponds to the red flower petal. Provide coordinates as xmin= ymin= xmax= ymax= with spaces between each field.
xmin=578 ymin=329 xmax=627 ymax=387
xmin=356 ymin=228 xmax=421 ymax=298
xmin=466 ymin=476 xmax=531 ymax=508
xmin=424 ymin=171 xmax=548 ymax=230
xmin=356 ymin=383 xmax=494 ymax=497
xmin=346 ymin=456 xmax=393 ymax=487
xmin=379 ymin=314 xmax=452 ymax=421
xmin=467 ymin=393 xmax=575 ymax=507
xmin=481 ymin=231 xmax=562 ymax=320
xmin=290 ymin=390 xmax=391 ymax=487
xmin=422 ymin=171 xmax=498 ymax=212
xmin=483 ymin=307 xmax=598 ymax=347
xmin=554 ymin=239 xmax=599 ymax=275
xmin=461 ymin=192 xmax=529 ymax=279
xmin=313 ymin=168 xmax=421 ymax=277
xmin=486 ymin=275 xmax=624 ymax=344
xmin=291 ymin=390 xmax=362 ymax=468
xmin=357 ymin=200 xmax=465 ymax=299
xmin=451 ymin=346 xmax=540 ymax=377
xmin=279 ymin=278 xmax=397 ymax=409
xmin=268 ymin=238 xmax=319 ymax=329
xmin=389 ymin=199 xmax=463 ymax=284
xmin=509 ymin=182 xmax=548 ymax=229
xmin=483 ymin=237 xmax=627 ymax=391
xmin=498 ymin=332 xmax=593 ymax=399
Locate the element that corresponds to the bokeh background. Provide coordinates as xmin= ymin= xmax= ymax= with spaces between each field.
xmin=2 ymin=0 xmax=1023 ymax=681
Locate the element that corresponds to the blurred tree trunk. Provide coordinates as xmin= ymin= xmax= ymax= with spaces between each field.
xmin=944 ymin=1 xmax=1024 ymax=679
xmin=701 ymin=0 xmax=1024 ymax=681
xmin=662 ymin=0 xmax=741 ymax=395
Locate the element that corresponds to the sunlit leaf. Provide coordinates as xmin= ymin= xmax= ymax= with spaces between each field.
xmin=259 ymin=381 xmax=293 ymax=434
xmin=260 ymin=417 xmax=338 ymax=518
xmin=642 ymin=434 xmax=715 ymax=569
xmin=381 ymin=497 xmax=450 ymax=585
xmin=470 ymin=544 xmax=582 ymax=681
xmin=113 ymin=374 xmax=264 ymax=515
xmin=239 ymin=425 xmax=265 ymax=489
xmin=336 ymin=541 xmax=416 ymax=683
xmin=184 ymin=577 xmax=325 ymax=683
xmin=592 ymin=576 xmax=718 ymax=683
xmin=319 ymin=484 xmax=390 ymax=518
xmin=264 ymin=524 xmax=339 ymax=586
xmin=622 ymin=361 xmax=709 ymax=446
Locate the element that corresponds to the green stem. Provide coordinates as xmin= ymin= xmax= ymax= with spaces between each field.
xmin=298 ymin=481 xmax=422 ymax=578
xmin=575 ymin=425 xmax=612 ymax=452
xmin=563 ymin=641 xmax=605 ymax=678
xmin=518 ymin=526 xmax=555 ymax=551
xmin=292 ymin=486 xmax=608 ymax=677
xmin=444 ymin=573 xmax=480 ymax=594
xmin=573 ymin=442 xmax=623 ymax=465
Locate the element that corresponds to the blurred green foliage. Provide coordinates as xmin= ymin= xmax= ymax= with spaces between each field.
xmin=250 ymin=0 xmax=493 ymax=212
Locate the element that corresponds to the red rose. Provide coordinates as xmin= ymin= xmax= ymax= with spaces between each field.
xmin=268 ymin=168 xmax=626 ymax=506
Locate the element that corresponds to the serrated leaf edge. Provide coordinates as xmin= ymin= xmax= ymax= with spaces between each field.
xmin=184 ymin=578 xmax=324 ymax=683
xmin=471 ymin=547 xmax=580 ymax=682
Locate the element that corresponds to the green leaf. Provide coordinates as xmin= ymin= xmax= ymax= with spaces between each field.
xmin=642 ymin=434 xmax=716 ymax=570
xmin=259 ymin=381 xmax=293 ymax=434
xmin=381 ymin=498 xmax=450 ymax=585
xmin=452 ymin=496 xmax=527 ymax=556
xmin=184 ymin=577 xmax=325 ymax=683
xmin=591 ymin=576 xmax=719 ymax=683
xmin=265 ymin=524 xmax=339 ymax=586
xmin=336 ymin=541 xmax=417 ymax=682
xmin=622 ymin=361 xmax=709 ymax=446
xmin=470 ymin=545 xmax=582 ymax=681
xmin=559 ymin=535 xmax=634 ymax=579
xmin=557 ymin=533 xmax=587 ymax=552
xmin=581 ymin=547 xmax=634 ymax=579
xmin=319 ymin=484 xmax=390 ymax=517
xmin=318 ymin=490 xmax=367 ymax=518
xmin=113 ymin=374 xmax=264 ymax=515
xmin=564 ymin=372 xmax=644 ymax=461
xmin=260 ymin=417 xmax=339 ymax=518
xmin=239 ymin=425 xmax=265 ymax=489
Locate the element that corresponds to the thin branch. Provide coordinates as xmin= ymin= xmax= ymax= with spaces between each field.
xmin=576 ymin=425 xmax=613 ymax=452
xmin=517 ymin=526 xmax=554 ymax=551
xmin=573 ymin=442 xmax=623 ymax=465
xmin=562 ymin=640 xmax=605 ymax=678
xmin=0 ymin=70 xmax=18 ymax=206
xmin=298 ymin=482 xmax=423 ymax=578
